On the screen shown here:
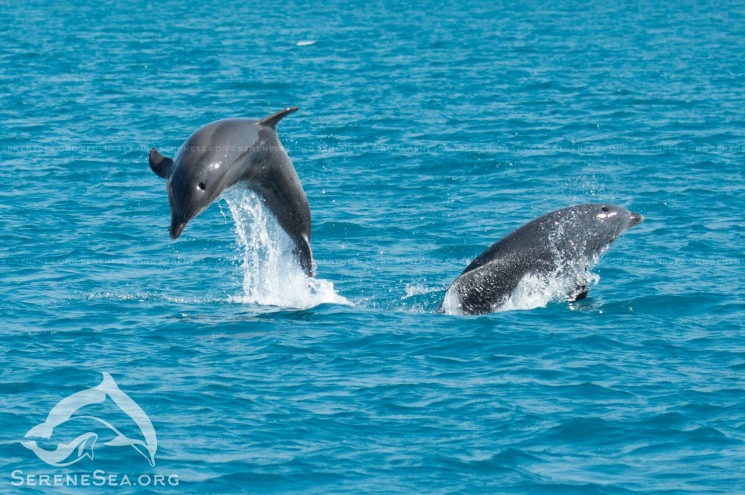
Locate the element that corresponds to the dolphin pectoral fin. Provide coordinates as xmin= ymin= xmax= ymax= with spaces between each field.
xmin=258 ymin=107 xmax=299 ymax=129
xmin=149 ymin=148 xmax=173 ymax=179
xmin=570 ymin=286 xmax=589 ymax=302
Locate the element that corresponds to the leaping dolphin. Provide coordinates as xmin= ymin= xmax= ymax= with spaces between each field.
xmin=439 ymin=204 xmax=644 ymax=315
xmin=149 ymin=107 xmax=314 ymax=276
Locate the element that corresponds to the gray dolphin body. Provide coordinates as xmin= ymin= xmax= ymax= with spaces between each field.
xmin=439 ymin=204 xmax=643 ymax=315
xmin=149 ymin=107 xmax=314 ymax=276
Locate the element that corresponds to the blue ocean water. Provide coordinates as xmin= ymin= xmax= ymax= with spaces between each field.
xmin=1 ymin=0 xmax=744 ymax=492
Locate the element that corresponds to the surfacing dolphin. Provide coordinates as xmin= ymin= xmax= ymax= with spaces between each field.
xmin=439 ymin=204 xmax=643 ymax=315
xmin=149 ymin=107 xmax=314 ymax=276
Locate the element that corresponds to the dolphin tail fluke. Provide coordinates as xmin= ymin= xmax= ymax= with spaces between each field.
xmin=149 ymin=148 xmax=173 ymax=179
xmin=258 ymin=107 xmax=299 ymax=129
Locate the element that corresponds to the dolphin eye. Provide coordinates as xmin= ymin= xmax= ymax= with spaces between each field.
xmin=198 ymin=182 xmax=206 ymax=191
xmin=601 ymin=206 xmax=609 ymax=212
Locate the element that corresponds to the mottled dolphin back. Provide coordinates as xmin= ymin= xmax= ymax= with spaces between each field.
xmin=149 ymin=107 xmax=314 ymax=276
xmin=461 ymin=204 xmax=641 ymax=275
xmin=442 ymin=204 xmax=644 ymax=315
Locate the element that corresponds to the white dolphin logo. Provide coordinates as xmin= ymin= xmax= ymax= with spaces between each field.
xmin=22 ymin=372 xmax=157 ymax=467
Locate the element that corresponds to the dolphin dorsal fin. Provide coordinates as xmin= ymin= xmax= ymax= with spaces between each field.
xmin=258 ymin=107 xmax=299 ymax=129
xmin=149 ymin=148 xmax=173 ymax=179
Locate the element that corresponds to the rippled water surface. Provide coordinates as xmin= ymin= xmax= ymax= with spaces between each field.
xmin=2 ymin=0 xmax=744 ymax=493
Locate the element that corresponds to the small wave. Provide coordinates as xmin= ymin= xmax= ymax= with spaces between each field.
xmin=403 ymin=281 xmax=439 ymax=299
xmin=399 ymin=281 xmax=445 ymax=314
xmin=222 ymin=188 xmax=349 ymax=310
xmin=85 ymin=290 xmax=222 ymax=305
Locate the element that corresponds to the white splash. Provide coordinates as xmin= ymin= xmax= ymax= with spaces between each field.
xmin=223 ymin=187 xmax=349 ymax=309
xmin=403 ymin=281 xmax=437 ymax=299
xmin=296 ymin=40 xmax=317 ymax=46
xmin=439 ymin=287 xmax=463 ymax=315
xmin=496 ymin=265 xmax=599 ymax=313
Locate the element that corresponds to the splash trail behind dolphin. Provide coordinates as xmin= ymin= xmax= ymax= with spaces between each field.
xmin=223 ymin=187 xmax=349 ymax=309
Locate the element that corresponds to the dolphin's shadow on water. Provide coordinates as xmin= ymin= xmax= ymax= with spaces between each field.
xmin=148 ymin=109 xmax=644 ymax=317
